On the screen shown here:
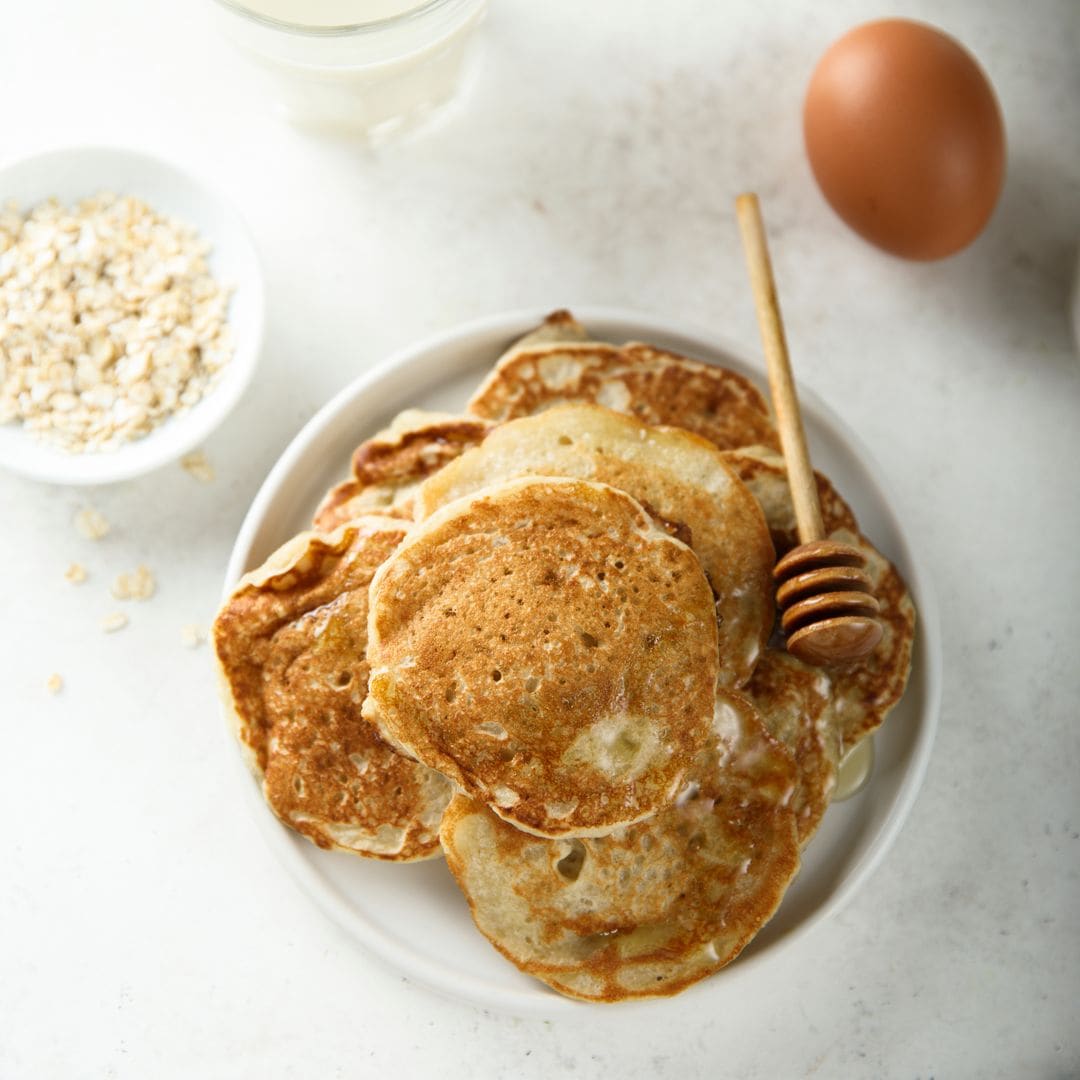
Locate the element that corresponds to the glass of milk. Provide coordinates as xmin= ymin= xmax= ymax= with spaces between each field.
xmin=211 ymin=0 xmax=487 ymax=137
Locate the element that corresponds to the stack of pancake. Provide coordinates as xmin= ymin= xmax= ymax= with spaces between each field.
xmin=213 ymin=310 xmax=915 ymax=1003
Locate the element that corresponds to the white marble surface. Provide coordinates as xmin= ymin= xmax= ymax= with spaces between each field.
xmin=2 ymin=1 xmax=1078 ymax=1076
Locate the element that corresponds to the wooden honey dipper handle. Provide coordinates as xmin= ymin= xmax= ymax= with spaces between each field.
xmin=735 ymin=192 xmax=883 ymax=667
xmin=735 ymin=193 xmax=824 ymax=544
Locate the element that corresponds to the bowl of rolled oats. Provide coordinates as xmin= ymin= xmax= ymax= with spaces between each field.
xmin=0 ymin=145 xmax=264 ymax=484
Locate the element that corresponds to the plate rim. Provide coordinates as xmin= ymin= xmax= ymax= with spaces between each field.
xmin=221 ymin=304 xmax=941 ymax=1016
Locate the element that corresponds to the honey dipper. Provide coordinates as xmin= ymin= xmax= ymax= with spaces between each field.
xmin=735 ymin=192 xmax=883 ymax=666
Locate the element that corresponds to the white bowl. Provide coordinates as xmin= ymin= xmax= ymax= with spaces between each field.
xmin=0 ymin=145 xmax=264 ymax=485
xmin=223 ymin=307 xmax=941 ymax=1016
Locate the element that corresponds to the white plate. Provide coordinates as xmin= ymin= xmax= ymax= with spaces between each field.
xmin=223 ymin=306 xmax=941 ymax=1017
xmin=0 ymin=145 xmax=264 ymax=485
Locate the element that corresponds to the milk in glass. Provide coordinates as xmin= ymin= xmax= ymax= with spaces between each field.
xmin=213 ymin=0 xmax=487 ymax=136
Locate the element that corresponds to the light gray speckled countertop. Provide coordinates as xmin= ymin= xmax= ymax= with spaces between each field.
xmin=1 ymin=2 xmax=1078 ymax=1077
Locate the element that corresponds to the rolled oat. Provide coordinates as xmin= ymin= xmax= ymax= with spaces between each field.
xmin=74 ymin=506 xmax=110 ymax=540
xmin=1 ymin=193 xmax=234 ymax=452
xmin=111 ymin=564 xmax=156 ymax=601
xmin=180 ymin=449 xmax=215 ymax=484
xmin=64 ymin=561 xmax=88 ymax=584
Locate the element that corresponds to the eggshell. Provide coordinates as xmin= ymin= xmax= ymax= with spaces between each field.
xmin=804 ymin=19 xmax=1006 ymax=260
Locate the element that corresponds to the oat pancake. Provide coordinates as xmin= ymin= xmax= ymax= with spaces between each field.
xmin=440 ymin=690 xmax=800 ymax=1002
xmin=723 ymin=445 xmax=859 ymax=554
xmin=823 ymin=528 xmax=916 ymax=751
xmin=365 ymin=476 xmax=720 ymax=838
xmin=417 ymin=404 xmax=775 ymax=686
xmin=213 ymin=516 xmax=452 ymax=861
xmin=745 ymin=647 xmax=838 ymax=846
xmin=313 ymin=410 xmax=492 ymax=530
xmin=499 ymin=308 xmax=592 ymax=355
xmin=468 ymin=339 xmax=780 ymax=452
xmin=724 ymin=447 xmax=915 ymax=754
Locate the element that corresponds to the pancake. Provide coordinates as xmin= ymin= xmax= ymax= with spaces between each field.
xmin=745 ymin=647 xmax=838 ymax=846
xmin=364 ymin=476 xmax=720 ymax=838
xmin=824 ymin=527 xmax=916 ymax=751
xmin=500 ymin=308 xmax=592 ymax=354
xmin=213 ymin=516 xmax=452 ymax=861
xmin=440 ymin=690 xmax=800 ymax=1002
xmin=468 ymin=339 xmax=780 ymax=452
xmin=313 ymin=410 xmax=492 ymax=530
xmin=722 ymin=445 xmax=859 ymax=554
xmin=724 ymin=447 xmax=915 ymax=754
xmin=417 ymin=403 xmax=775 ymax=687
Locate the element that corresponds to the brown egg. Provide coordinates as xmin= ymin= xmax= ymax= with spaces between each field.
xmin=804 ymin=18 xmax=1006 ymax=260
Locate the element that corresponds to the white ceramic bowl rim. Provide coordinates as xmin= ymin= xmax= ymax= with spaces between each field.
xmin=0 ymin=144 xmax=265 ymax=486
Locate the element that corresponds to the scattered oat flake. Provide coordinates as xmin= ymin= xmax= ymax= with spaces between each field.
xmin=101 ymin=611 xmax=129 ymax=633
xmin=64 ymin=562 xmax=88 ymax=584
xmin=180 ymin=450 xmax=215 ymax=484
xmin=181 ymin=623 xmax=206 ymax=648
xmin=111 ymin=565 xmax=156 ymax=601
xmin=46 ymin=673 xmax=64 ymax=694
xmin=75 ymin=507 xmax=110 ymax=540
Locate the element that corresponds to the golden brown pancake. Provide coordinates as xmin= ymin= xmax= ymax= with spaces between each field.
xmin=501 ymin=308 xmax=592 ymax=354
xmin=417 ymin=404 xmax=775 ymax=687
xmin=745 ymin=647 xmax=838 ymax=846
xmin=213 ymin=516 xmax=452 ymax=861
xmin=312 ymin=410 xmax=492 ymax=530
xmin=724 ymin=447 xmax=915 ymax=756
xmin=468 ymin=339 xmax=779 ymax=452
xmin=440 ymin=690 xmax=800 ymax=1002
xmin=722 ymin=445 xmax=859 ymax=554
xmin=365 ymin=476 xmax=720 ymax=838
xmin=823 ymin=528 xmax=916 ymax=752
